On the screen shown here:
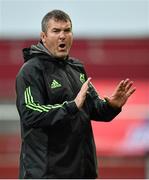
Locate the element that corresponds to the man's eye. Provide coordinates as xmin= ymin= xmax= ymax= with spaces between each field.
xmin=53 ymin=29 xmax=60 ymax=33
xmin=65 ymin=29 xmax=71 ymax=32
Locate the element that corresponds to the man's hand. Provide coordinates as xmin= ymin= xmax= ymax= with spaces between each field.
xmin=74 ymin=78 xmax=91 ymax=109
xmin=104 ymin=78 xmax=136 ymax=109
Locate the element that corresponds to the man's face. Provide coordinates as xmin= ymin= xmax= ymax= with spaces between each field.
xmin=41 ymin=18 xmax=73 ymax=59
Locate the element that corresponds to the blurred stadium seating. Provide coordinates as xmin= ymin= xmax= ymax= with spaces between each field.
xmin=0 ymin=38 xmax=149 ymax=178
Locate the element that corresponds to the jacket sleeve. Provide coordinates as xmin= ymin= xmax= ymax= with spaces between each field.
xmin=87 ymin=83 xmax=121 ymax=122
xmin=16 ymin=63 xmax=79 ymax=129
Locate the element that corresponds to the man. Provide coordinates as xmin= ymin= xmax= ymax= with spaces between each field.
xmin=16 ymin=9 xmax=136 ymax=179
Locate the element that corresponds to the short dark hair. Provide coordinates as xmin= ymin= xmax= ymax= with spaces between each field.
xmin=41 ymin=9 xmax=72 ymax=33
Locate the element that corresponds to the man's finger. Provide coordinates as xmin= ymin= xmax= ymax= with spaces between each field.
xmin=81 ymin=77 xmax=91 ymax=89
xmin=86 ymin=77 xmax=92 ymax=85
xmin=125 ymin=81 xmax=133 ymax=92
xmin=115 ymin=80 xmax=125 ymax=92
xmin=123 ymin=78 xmax=130 ymax=86
xmin=126 ymin=87 xmax=136 ymax=97
xmin=80 ymin=77 xmax=92 ymax=96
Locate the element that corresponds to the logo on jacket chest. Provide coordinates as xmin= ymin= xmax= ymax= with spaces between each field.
xmin=80 ymin=73 xmax=86 ymax=83
xmin=50 ymin=79 xmax=62 ymax=89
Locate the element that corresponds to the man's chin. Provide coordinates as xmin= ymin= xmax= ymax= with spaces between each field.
xmin=55 ymin=53 xmax=68 ymax=60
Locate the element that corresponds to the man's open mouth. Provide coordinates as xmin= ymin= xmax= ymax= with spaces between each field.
xmin=59 ymin=43 xmax=66 ymax=49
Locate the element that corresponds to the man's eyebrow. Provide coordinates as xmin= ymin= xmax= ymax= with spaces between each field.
xmin=52 ymin=27 xmax=72 ymax=31
xmin=52 ymin=27 xmax=60 ymax=30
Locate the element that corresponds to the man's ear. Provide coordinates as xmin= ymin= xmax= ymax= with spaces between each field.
xmin=40 ymin=32 xmax=46 ymax=43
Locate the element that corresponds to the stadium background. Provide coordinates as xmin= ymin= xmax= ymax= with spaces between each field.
xmin=0 ymin=0 xmax=149 ymax=178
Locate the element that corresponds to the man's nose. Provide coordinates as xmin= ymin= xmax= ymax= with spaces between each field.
xmin=59 ymin=31 xmax=65 ymax=39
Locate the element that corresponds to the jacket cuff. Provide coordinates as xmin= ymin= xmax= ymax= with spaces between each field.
xmin=105 ymin=100 xmax=122 ymax=115
xmin=65 ymin=100 xmax=79 ymax=114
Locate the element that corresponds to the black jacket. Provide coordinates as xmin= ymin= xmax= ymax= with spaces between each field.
xmin=16 ymin=42 xmax=121 ymax=179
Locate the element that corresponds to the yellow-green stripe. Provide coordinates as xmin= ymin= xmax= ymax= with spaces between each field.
xmin=24 ymin=86 xmax=67 ymax=112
